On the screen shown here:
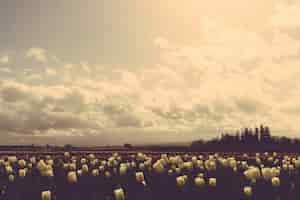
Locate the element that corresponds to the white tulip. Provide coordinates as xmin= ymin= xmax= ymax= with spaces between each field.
xmin=92 ymin=169 xmax=99 ymax=177
xmin=18 ymin=169 xmax=26 ymax=178
xmin=41 ymin=190 xmax=51 ymax=200
xmin=261 ymin=168 xmax=272 ymax=180
xmin=135 ymin=172 xmax=145 ymax=183
xmin=8 ymin=174 xmax=14 ymax=182
xmin=208 ymin=178 xmax=217 ymax=187
xmin=82 ymin=164 xmax=89 ymax=173
xmin=18 ymin=159 xmax=26 ymax=168
xmin=105 ymin=171 xmax=111 ymax=179
xmin=5 ymin=165 xmax=13 ymax=174
xmin=194 ymin=177 xmax=205 ymax=188
xmin=64 ymin=152 xmax=70 ymax=158
xmin=67 ymin=171 xmax=77 ymax=184
xmin=243 ymin=186 xmax=252 ymax=197
xmin=272 ymin=177 xmax=280 ymax=187
xmin=114 ymin=188 xmax=125 ymax=200
xmin=153 ymin=161 xmax=165 ymax=174
xmin=176 ymin=176 xmax=186 ymax=188
xmin=7 ymin=156 xmax=17 ymax=164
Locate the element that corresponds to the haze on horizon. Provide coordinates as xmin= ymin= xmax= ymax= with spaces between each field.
xmin=0 ymin=0 xmax=300 ymax=145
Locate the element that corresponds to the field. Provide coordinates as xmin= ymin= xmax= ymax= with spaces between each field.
xmin=0 ymin=151 xmax=299 ymax=200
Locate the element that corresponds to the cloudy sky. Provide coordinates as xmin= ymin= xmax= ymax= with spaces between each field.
xmin=0 ymin=0 xmax=300 ymax=145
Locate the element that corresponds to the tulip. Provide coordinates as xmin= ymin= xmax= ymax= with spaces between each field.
xmin=30 ymin=157 xmax=36 ymax=164
xmin=81 ymin=158 xmax=87 ymax=164
xmin=46 ymin=159 xmax=54 ymax=166
xmin=243 ymin=186 xmax=252 ymax=197
xmin=244 ymin=167 xmax=261 ymax=181
xmin=44 ymin=169 xmax=54 ymax=177
xmin=271 ymin=167 xmax=280 ymax=177
xmin=41 ymin=190 xmax=51 ymax=200
xmin=99 ymin=165 xmax=105 ymax=172
xmin=64 ymin=152 xmax=70 ymax=158
xmin=92 ymin=169 xmax=99 ymax=177
xmin=0 ymin=159 xmax=4 ymax=166
xmin=135 ymin=172 xmax=145 ymax=183
xmin=261 ymin=167 xmax=272 ymax=180
xmin=18 ymin=159 xmax=26 ymax=168
xmin=119 ymin=164 xmax=127 ymax=176
xmin=82 ymin=164 xmax=89 ymax=173
xmin=8 ymin=174 xmax=14 ymax=182
xmin=114 ymin=188 xmax=125 ymax=200
xmin=69 ymin=163 xmax=76 ymax=171
xmin=175 ymin=168 xmax=181 ymax=174
xmin=5 ymin=165 xmax=13 ymax=174
xmin=295 ymin=159 xmax=300 ymax=168
xmin=272 ymin=177 xmax=280 ymax=187
xmin=7 ymin=156 xmax=17 ymax=163
xmin=194 ymin=177 xmax=205 ymax=188
xmin=67 ymin=171 xmax=77 ymax=184
xmin=176 ymin=176 xmax=187 ymax=188
xmin=19 ymin=169 xmax=26 ymax=178
xmin=153 ymin=161 xmax=165 ymax=174
xmin=105 ymin=171 xmax=111 ymax=179
xmin=208 ymin=178 xmax=217 ymax=187
xmin=77 ymin=169 xmax=83 ymax=177
xmin=139 ymin=163 xmax=145 ymax=171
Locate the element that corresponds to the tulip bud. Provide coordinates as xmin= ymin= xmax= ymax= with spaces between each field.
xmin=69 ymin=163 xmax=76 ymax=171
xmin=92 ymin=169 xmax=99 ymax=177
xmin=64 ymin=152 xmax=70 ymax=158
xmin=5 ymin=165 xmax=13 ymax=174
xmin=18 ymin=159 xmax=26 ymax=168
xmin=261 ymin=168 xmax=272 ymax=180
xmin=30 ymin=157 xmax=36 ymax=164
xmin=8 ymin=174 xmax=14 ymax=182
xmin=153 ymin=161 xmax=165 ymax=174
xmin=272 ymin=177 xmax=280 ymax=187
xmin=114 ymin=188 xmax=125 ymax=200
xmin=67 ymin=171 xmax=77 ymax=184
xmin=243 ymin=186 xmax=252 ymax=197
xmin=7 ymin=156 xmax=17 ymax=164
xmin=99 ymin=165 xmax=105 ymax=172
xmin=139 ymin=163 xmax=145 ymax=171
xmin=105 ymin=171 xmax=111 ymax=179
xmin=168 ymin=169 xmax=173 ymax=175
xmin=77 ymin=170 xmax=82 ymax=177
xmin=82 ymin=164 xmax=89 ymax=174
xmin=81 ymin=158 xmax=87 ymax=164
xmin=41 ymin=191 xmax=51 ymax=200
xmin=135 ymin=172 xmax=145 ymax=183
xmin=175 ymin=167 xmax=181 ymax=174
xmin=176 ymin=176 xmax=186 ymax=188
xmin=27 ymin=163 xmax=33 ymax=169
xmin=119 ymin=164 xmax=127 ymax=176
xmin=194 ymin=177 xmax=205 ymax=188
xmin=19 ymin=169 xmax=26 ymax=178
xmin=208 ymin=178 xmax=217 ymax=187
xmin=0 ymin=159 xmax=4 ymax=166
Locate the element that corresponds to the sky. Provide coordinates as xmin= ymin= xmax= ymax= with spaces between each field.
xmin=0 ymin=0 xmax=300 ymax=145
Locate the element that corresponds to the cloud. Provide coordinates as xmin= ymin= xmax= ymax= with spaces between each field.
xmin=25 ymin=48 xmax=47 ymax=63
xmin=45 ymin=68 xmax=57 ymax=76
xmin=154 ymin=37 xmax=170 ymax=49
xmin=1 ymin=0 xmax=300 ymax=144
xmin=0 ymin=55 xmax=9 ymax=64
xmin=0 ymin=68 xmax=11 ymax=73
xmin=271 ymin=1 xmax=300 ymax=30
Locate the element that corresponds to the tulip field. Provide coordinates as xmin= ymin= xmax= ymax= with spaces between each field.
xmin=0 ymin=151 xmax=300 ymax=200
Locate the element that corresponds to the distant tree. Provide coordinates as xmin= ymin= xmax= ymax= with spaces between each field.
xmin=124 ymin=143 xmax=133 ymax=149
xmin=64 ymin=144 xmax=73 ymax=151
